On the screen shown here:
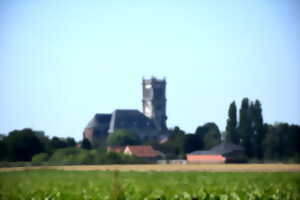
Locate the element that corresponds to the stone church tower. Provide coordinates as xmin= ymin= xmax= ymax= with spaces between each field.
xmin=142 ymin=77 xmax=167 ymax=131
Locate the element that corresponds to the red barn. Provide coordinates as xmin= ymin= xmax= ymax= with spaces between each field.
xmin=187 ymin=152 xmax=225 ymax=164
xmin=187 ymin=142 xmax=245 ymax=163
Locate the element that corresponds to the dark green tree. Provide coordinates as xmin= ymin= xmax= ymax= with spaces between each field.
xmin=50 ymin=137 xmax=67 ymax=150
xmin=239 ymin=98 xmax=253 ymax=158
xmin=263 ymin=123 xmax=300 ymax=161
xmin=252 ymin=100 xmax=265 ymax=159
xmin=184 ymin=133 xmax=201 ymax=153
xmin=225 ymin=101 xmax=239 ymax=144
xmin=81 ymin=138 xmax=92 ymax=150
xmin=0 ymin=140 xmax=7 ymax=161
xmin=106 ymin=129 xmax=141 ymax=147
xmin=4 ymin=128 xmax=44 ymax=161
xmin=33 ymin=131 xmax=52 ymax=153
xmin=194 ymin=125 xmax=209 ymax=150
xmin=66 ymin=137 xmax=76 ymax=147
xmin=155 ymin=126 xmax=186 ymax=159
xmin=202 ymin=123 xmax=221 ymax=149
xmin=194 ymin=122 xmax=221 ymax=150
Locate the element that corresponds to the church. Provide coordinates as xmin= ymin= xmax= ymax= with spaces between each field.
xmin=83 ymin=77 xmax=168 ymax=146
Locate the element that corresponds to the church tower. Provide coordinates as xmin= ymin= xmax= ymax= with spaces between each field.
xmin=142 ymin=77 xmax=167 ymax=131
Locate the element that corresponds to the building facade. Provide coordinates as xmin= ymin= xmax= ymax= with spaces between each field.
xmin=83 ymin=77 xmax=168 ymax=146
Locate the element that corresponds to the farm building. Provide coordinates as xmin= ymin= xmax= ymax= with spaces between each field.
xmin=187 ymin=142 xmax=245 ymax=163
xmin=107 ymin=145 xmax=161 ymax=159
xmin=124 ymin=145 xmax=160 ymax=159
xmin=107 ymin=146 xmax=125 ymax=153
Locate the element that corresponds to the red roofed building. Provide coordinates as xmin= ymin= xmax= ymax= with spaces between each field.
xmin=123 ymin=145 xmax=159 ymax=158
xmin=107 ymin=146 xmax=125 ymax=153
xmin=186 ymin=142 xmax=245 ymax=163
xmin=187 ymin=154 xmax=226 ymax=164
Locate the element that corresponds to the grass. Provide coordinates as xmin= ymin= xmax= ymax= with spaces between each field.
xmin=0 ymin=169 xmax=299 ymax=199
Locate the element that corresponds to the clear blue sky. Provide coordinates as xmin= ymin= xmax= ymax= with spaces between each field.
xmin=1 ymin=1 xmax=299 ymax=141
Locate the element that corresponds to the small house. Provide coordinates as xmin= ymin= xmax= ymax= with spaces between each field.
xmin=123 ymin=145 xmax=160 ymax=159
xmin=107 ymin=146 xmax=125 ymax=153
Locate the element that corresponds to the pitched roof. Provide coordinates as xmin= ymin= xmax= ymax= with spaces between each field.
xmin=125 ymin=145 xmax=159 ymax=158
xmin=187 ymin=142 xmax=244 ymax=155
xmin=187 ymin=150 xmax=220 ymax=155
xmin=210 ymin=142 xmax=244 ymax=155
xmin=86 ymin=114 xmax=112 ymax=128
xmin=107 ymin=146 xmax=125 ymax=153
xmin=108 ymin=109 xmax=157 ymax=132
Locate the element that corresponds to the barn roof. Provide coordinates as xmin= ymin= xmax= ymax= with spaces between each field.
xmin=187 ymin=150 xmax=220 ymax=155
xmin=187 ymin=142 xmax=244 ymax=156
xmin=125 ymin=145 xmax=159 ymax=158
xmin=210 ymin=142 xmax=244 ymax=155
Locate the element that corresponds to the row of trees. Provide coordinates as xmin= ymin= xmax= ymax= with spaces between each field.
xmin=0 ymin=128 xmax=145 ymax=164
xmin=151 ymin=98 xmax=299 ymax=162
xmin=225 ymin=98 xmax=300 ymax=161
xmin=31 ymin=148 xmax=143 ymax=165
xmin=0 ymin=97 xmax=299 ymax=163
xmin=152 ymin=123 xmax=221 ymax=159
xmin=0 ymin=129 xmax=78 ymax=162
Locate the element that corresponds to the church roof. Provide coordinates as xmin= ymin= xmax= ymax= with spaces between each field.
xmin=109 ymin=109 xmax=157 ymax=132
xmin=86 ymin=114 xmax=112 ymax=128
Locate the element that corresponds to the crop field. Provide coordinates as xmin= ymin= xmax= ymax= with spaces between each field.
xmin=0 ymin=166 xmax=299 ymax=200
xmin=0 ymin=163 xmax=300 ymax=172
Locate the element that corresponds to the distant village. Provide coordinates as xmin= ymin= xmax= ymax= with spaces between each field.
xmin=82 ymin=77 xmax=245 ymax=164
xmin=1 ymin=77 xmax=299 ymax=165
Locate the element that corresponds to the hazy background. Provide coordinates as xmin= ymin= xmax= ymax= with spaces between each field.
xmin=1 ymin=0 xmax=299 ymax=141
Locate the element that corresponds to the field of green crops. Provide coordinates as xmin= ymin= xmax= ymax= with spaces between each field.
xmin=0 ymin=170 xmax=299 ymax=200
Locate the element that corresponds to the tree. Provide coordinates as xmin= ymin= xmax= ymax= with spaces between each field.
xmin=66 ymin=137 xmax=76 ymax=147
xmin=225 ymin=101 xmax=239 ymax=144
xmin=81 ymin=138 xmax=92 ymax=150
xmin=153 ymin=126 xmax=186 ymax=159
xmin=252 ymin=100 xmax=265 ymax=159
xmin=263 ymin=123 xmax=300 ymax=161
xmin=184 ymin=134 xmax=201 ymax=153
xmin=50 ymin=137 xmax=67 ymax=150
xmin=0 ymin=140 xmax=7 ymax=161
xmin=31 ymin=152 xmax=49 ymax=163
xmin=106 ymin=129 xmax=141 ymax=147
xmin=202 ymin=123 xmax=221 ymax=149
xmin=194 ymin=125 xmax=209 ymax=150
xmin=194 ymin=122 xmax=221 ymax=150
xmin=33 ymin=131 xmax=52 ymax=153
xmin=5 ymin=128 xmax=44 ymax=161
xmin=239 ymin=98 xmax=253 ymax=158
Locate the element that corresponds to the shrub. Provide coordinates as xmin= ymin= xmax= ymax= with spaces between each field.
xmin=49 ymin=148 xmax=88 ymax=164
xmin=31 ymin=153 xmax=49 ymax=163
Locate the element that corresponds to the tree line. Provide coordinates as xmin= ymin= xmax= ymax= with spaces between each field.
xmin=0 ymin=128 xmax=144 ymax=165
xmin=0 ymin=97 xmax=299 ymax=164
xmin=225 ymin=98 xmax=300 ymax=161
xmin=153 ymin=98 xmax=300 ymax=162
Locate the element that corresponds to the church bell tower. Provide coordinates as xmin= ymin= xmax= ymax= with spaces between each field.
xmin=142 ymin=77 xmax=167 ymax=131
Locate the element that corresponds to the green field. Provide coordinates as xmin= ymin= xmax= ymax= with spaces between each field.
xmin=0 ymin=170 xmax=299 ymax=200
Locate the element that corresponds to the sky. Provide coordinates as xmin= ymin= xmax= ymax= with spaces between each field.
xmin=1 ymin=0 xmax=299 ymax=141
